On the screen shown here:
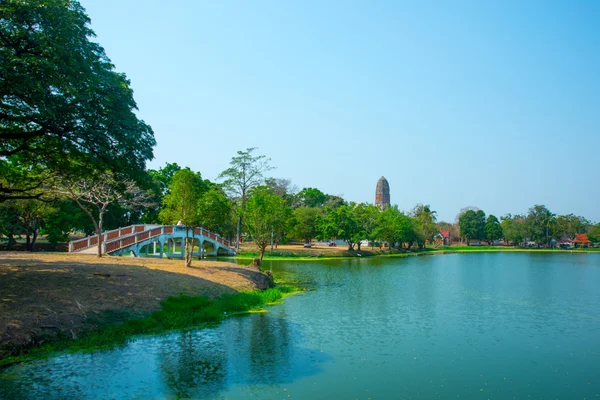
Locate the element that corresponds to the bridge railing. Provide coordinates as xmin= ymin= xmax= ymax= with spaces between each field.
xmin=102 ymin=225 xmax=232 ymax=254
xmin=69 ymin=225 xmax=147 ymax=252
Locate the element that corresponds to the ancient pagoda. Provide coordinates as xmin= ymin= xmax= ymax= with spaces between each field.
xmin=375 ymin=176 xmax=390 ymax=210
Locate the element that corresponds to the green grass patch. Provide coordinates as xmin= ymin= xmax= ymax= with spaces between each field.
xmin=0 ymin=285 xmax=300 ymax=368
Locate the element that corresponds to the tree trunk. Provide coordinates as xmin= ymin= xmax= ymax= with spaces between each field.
xmin=97 ymin=211 xmax=104 ymax=258
xmin=7 ymin=235 xmax=15 ymax=250
xmin=185 ymin=227 xmax=192 ymax=267
xmin=259 ymin=242 xmax=267 ymax=263
xmin=236 ymin=215 xmax=242 ymax=250
xmin=356 ymin=241 xmax=361 ymax=251
xmin=30 ymin=229 xmax=38 ymax=252
xmin=347 ymin=241 xmax=354 ymax=251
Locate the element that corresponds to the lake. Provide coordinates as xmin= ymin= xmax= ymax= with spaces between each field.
xmin=1 ymin=253 xmax=599 ymax=399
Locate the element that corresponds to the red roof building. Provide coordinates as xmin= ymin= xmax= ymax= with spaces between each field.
xmin=573 ymin=234 xmax=591 ymax=248
xmin=440 ymin=230 xmax=451 ymax=245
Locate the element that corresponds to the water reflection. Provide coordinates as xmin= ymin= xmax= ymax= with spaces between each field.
xmin=1 ymin=253 xmax=600 ymax=399
xmin=158 ymin=330 xmax=227 ymax=398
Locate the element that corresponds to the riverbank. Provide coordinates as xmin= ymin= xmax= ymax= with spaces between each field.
xmin=0 ymin=253 xmax=280 ymax=365
xmin=235 ymin=243 xmax=600 ymax=260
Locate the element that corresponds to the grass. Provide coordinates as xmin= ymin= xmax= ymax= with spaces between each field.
xmin=235 ymin=245 xmax=600 ymax=260
xmin=0 ymin=285 xmax=299 ymax=368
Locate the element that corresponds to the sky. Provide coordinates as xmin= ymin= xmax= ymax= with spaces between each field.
xmin=79 ymin=0 xmax=600 ymax=223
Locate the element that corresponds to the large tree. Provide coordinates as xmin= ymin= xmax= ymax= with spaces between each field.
xmin=458 ymin=209 xmax=486 ymax=245
xmin=589 ymin=223 xmax=600 ymax=245
xmin=411 ymin=204 xmax=438 ymax=249
xmin=0 ymin=0 xmax=155 ymax=201
xmin=377 ymin=206 xmax=415 ymax=250
xmin=501 ymin=214 xmax=527 ymax=246
xmin=484 ymin=214 xmax=503 ymax=245
xmin=320 ymin=204 xmax=361 ymax=251
xmin=218 ymin=148 xmax=273 ymax=249
xmin=554 ymin=214 xmax=591 ymax=239
xmin=60 ymin=172 xmax=154 ymax=257
xmin=526 ymin=205 xmax=555 ymax=246
xmin=290 ymin=206 xmax=322 ymax=244
xmin=197 ymin=187 xmax=235 ymax=239
xmin=160 ymin=169 xmax=206 ymax=267
xmin=354 ymin=203 xmax=380 ymax=250
xmin=244 ymin=186 xmax=288 ymax=262
xmin=294 ymin=187 xmax=327 ymax=208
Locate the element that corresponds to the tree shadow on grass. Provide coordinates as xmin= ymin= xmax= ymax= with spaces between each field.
xmin=0 ymin=256 xmax=253 ymax=358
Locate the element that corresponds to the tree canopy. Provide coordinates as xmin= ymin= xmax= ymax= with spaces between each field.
xmin=459 ymin=209 xmax=486 ymax=244
xmin=0 ymin=0 xmax=155 ymax=200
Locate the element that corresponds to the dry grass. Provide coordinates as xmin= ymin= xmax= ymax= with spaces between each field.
xmin=0 ymin=253 xmax=269 ymax=358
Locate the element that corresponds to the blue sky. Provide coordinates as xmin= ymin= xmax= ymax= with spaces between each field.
xmin=80 ymin=0 xmax=599 ymax=223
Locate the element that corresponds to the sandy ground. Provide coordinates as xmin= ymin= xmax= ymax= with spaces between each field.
xmin=0 ymin=253 xmax=270 ymax=358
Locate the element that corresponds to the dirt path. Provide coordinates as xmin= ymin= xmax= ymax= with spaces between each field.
xmin=0 ymin=253 xmax=268 ymax=358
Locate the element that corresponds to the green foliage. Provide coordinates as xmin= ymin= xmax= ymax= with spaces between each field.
xmin=354 ymin=203 xmax=381 ymax=249
xmin=377 ymin=206 xmax=415 ymax=249
xmin=295 ymin=187 xmax=327 ymax=208
xmin=554 ymin=214 xmax=591 ymax=239
xmin=159 ymin=169 xmax=206 ymax=226
xmin=244 ymin=186 xmax=290 ymax=260
xmin=484 ymin=215 xmax=503 ymax=244
xmin=0 ymin=0 xmax=155 ymax=198
xmin=410 ymin=204 xmax=438 ymax=249
xmin=324 ymin=195 xmax=346 ymax=209
xmin=142 ymin=163 xmax=182 ymax=223
xmin=589 ymin=224 xmax=600 ymax=244
xmin=1 ymin=287 xmax=296 ymax=366
xmin=289 ymin=206 xmax=322 ymax=243
xmin=218 ymin=148 xmax=273 ymax=247
xmin=197 ymin=188 xmax=235 ymax=238
xmin=458 ymin=209 xmax=486 ymax=243
xmin=160 ymin=169 xmax=207 ymax=266
xmin=501 ymin=214 xmax=527 ymax=246
xmin=526 ymin=205 xmax=555 ymax=246
xmin=319 ymin=204 xmax=361 ymax=250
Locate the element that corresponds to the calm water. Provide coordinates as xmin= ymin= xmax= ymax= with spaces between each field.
xmin=1 ymin=253 xmax=600 ymax=399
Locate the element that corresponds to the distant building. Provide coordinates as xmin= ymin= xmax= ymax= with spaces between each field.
xmin=440 ymin=230 xmax=451 ymax=246
xmin=375 ymin=176 xmax=390 ymax=210
xmin=573 ymin=234 xmax=591 ymax=248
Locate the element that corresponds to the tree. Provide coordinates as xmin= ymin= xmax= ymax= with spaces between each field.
xmin=197 ymin=188 xmax=235 ymax=238
xmin=290 ymin=206 xmax=322 ymax=244
xmin=142 ymin=163 xmax=182 ymax=223
xmin=12 ymin=199 xmax=55 ymax=251
xmin=60 ymin=172 xmax=155 ymax=257
xmin=0 ymin=0 xmax=155 ymax=201
xmin=218 ymin=148 xmax=273 ymax=250
xmin=501 ymin=214 xmax=527 ymax=246
xmin=411 ymin=204 xmax=438 ymax=249
xmin=320 ymin=204 xmax=360 ymax=251
xmin=377 ymin=206 xmax=415 ymax=250
xmin=244 ymin=186 xmax=288 ymax=262
xmin=458 ymin=209 xmax=486 ymax=245
xmin=160 ymin=169 xmax=206 ymax=267
xmin=526 ymin=205 xmax=555 ymax=246
xmin=354 ymin=203 xmax=381 ymax=250
xmin=0 ymin=200 xmax=21 ymax=249
xmin=324 ymin=195 xmax=345 ymax=209
xmin=484 ymin=215 xmax=503 ymax=245
xmin=589 ymin=223 xmax=600 ymax=244
xmin=265 ymin=178 xmax=297 ymax=207
xmin=554 ymin=214 xmax=591 ymax=239
xmin=295 ymin=187 xmax=327 ymax=208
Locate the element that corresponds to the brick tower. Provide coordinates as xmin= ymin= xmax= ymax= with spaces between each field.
xmin=375 ymin=176 xmax=390 ymax=210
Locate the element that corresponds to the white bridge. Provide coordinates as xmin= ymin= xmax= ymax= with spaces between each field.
xmin=69 ymin=224 xmax=236 ymax=257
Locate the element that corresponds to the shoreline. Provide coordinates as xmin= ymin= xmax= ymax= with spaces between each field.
xmin=232 ymin=246 xmax=600 ymax=261
xmin=0 ymin=253 xmax=286 ymax=366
